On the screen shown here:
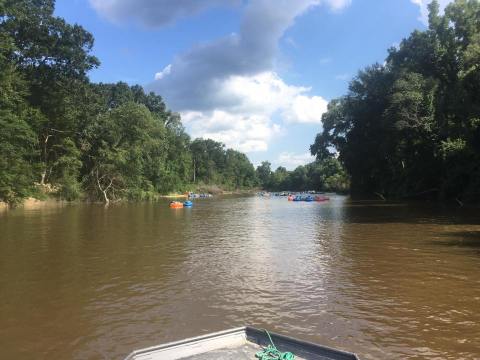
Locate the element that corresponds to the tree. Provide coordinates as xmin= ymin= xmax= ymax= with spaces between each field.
xmin=256 ymin=161 xmax=273 ymax=189
xmin=311 ymin=0 xmax=480 ymax=201
xmin=82 ymin=102 xmax=168 ymax=203
xmin=1 ymin=0 xmax=99 ymax=186
xmin=270 ymin=167 xmax=289 ymax=190
xmin=0 ymin=26 xmax=38 ymax=203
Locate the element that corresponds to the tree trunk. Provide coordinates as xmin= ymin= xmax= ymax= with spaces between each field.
xmin=40 ymin=171 xmax=46 ymax=186
xmin=102 ymin=189 xmax=109 ymax=205
xmin=193 ymin=159 xmax=196 ymax=183
xmin=40 ymin=134 xmax=52 ymax=185
xmin=96 ymin=169 xmax=113 ymax=204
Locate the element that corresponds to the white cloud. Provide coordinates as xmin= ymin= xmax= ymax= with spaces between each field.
xmin=277 ymin=152 xmax=315 ymax=170
xmin=410 ymin=0 xmax=453 ymax=25
xmin=182 ymin=110 xmax=282 ymax=152
xmin=326 ymin=0 xmax=352 ymax=11
xmin=180 ymin=71 xmax=327 ymax=151
xmin=154 ymin=64 xmax=171 ymax=80
xmin=284 ymin=95 xmax=328 ymax=124
xmin=147 ymin=0 xmax=327 ymax=112
xmin=222 ymin=72 xmax=326 ymax=120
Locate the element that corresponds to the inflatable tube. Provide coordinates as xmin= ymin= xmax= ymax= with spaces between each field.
xmin=183 ymin=201 xmax=193 ymax=207
xmin=169 ymin=201 xmax=183 ymax=208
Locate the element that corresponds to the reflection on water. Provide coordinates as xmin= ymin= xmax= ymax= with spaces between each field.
xmin=1 ymin=196 xmax=480 ymax=360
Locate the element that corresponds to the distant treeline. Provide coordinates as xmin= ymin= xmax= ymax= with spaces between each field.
xmin=255 ymin=158 xmax=349 ymax=193
xmin=311 ymin=0 xmax=480 ymax=201
xmin=0 ymin=1 xmax=257 ymax=204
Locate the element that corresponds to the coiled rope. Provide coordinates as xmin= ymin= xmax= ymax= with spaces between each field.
xmin=255 ymin=330 xmax=295 ymax=360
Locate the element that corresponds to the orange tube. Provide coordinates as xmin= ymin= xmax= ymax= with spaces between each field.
xmin=169 ymin=201 xmax=184 ymax=208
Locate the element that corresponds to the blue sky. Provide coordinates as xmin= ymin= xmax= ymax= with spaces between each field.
xmin=55 ymin=0 xmax=450 ymax=169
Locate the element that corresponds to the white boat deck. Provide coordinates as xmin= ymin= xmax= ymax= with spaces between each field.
xmin=124 ymin=327 xmax=359 ymax=360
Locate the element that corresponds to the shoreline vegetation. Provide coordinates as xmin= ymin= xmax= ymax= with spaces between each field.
xmin=0 ymin=187 xmax=259 ymax=210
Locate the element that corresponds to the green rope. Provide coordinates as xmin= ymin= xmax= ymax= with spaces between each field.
xmin=255 ymin=330 xmax=295 ymax=360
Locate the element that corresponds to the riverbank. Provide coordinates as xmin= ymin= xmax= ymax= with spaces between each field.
xmin=0 ymin=197 xmax=68 ymax=211
xmin=139 ymin=184 xmax=258 ymax=199
xmin=0 ymin=185 xmax=258 ymax=210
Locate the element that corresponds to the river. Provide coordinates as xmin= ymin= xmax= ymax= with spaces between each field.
xmin=0 ymin=195 xmax=479 ymax=359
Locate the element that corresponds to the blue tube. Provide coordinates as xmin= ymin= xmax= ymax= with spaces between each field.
xmin=183 ymin=201 xmax=193 ymax=207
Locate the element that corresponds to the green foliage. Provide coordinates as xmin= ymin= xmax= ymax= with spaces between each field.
xmin=0 ymin=0 xmax=258 ymax=204
xmin=256 ymin=161 xmax=273 ymax=188
xmin=311 ymin=0 xmax=480 ymax=201
xmin=224 ymin=149 xmax=257 ymax=188
xmin=82 ymin=102 xmax=167 ymax=202
xmin=0 ymin=26 xmax=38 ymax=203
xmin=310 ymin=158 xmax=350 ymax=193
xmin=191 ymin=139 xmax=257 ymax=190
xmin=0 ymin=112 xmax=37 ymax=203
xmin=257 ymin=158 xmax=349 ymax=193
xmin=51 ymin=138 xmax=82 ymax=200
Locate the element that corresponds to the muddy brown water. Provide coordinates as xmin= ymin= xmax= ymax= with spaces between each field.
xmin=0 ymin=196 xmax=479 ymax=360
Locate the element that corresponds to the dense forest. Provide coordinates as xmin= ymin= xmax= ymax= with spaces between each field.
xmin=311 ymin=0 xmax=480 ymax=201
xmin=0 ymin=0 xmax=259 ymax=204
